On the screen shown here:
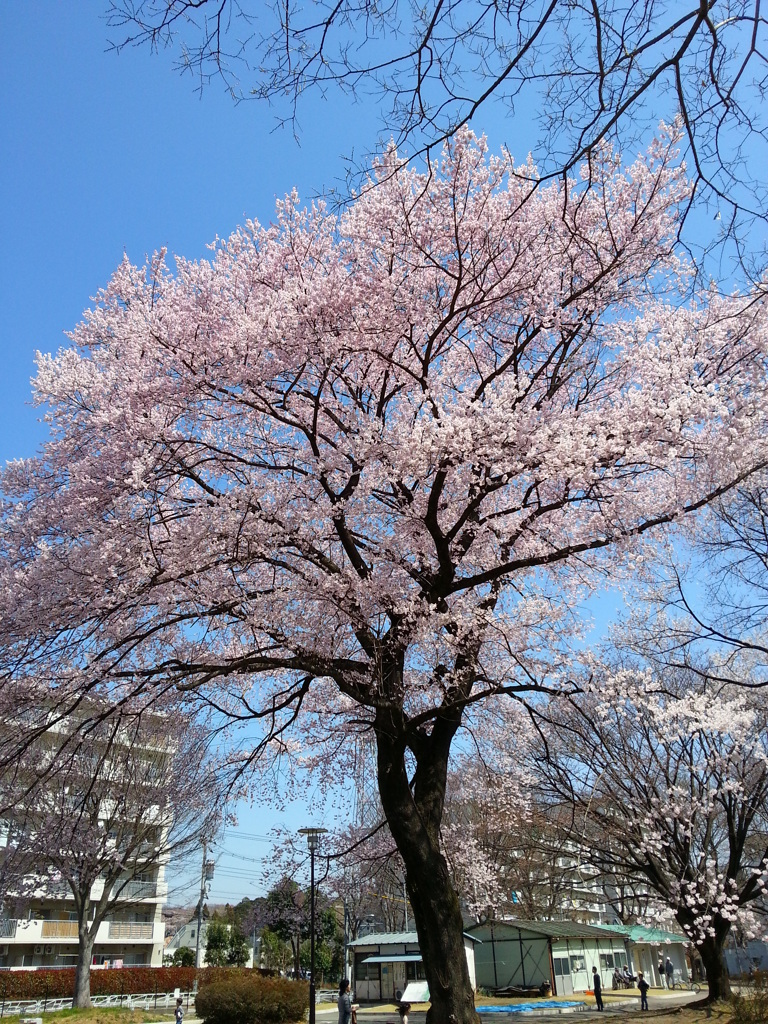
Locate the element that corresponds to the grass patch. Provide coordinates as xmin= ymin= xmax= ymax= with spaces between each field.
xmin=35 ymin=1009 xmax=175 ymax=1024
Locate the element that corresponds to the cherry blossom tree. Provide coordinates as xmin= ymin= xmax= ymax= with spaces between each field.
xmin=529 ymin=665 xmax=768 ymax=1001
xmin=0 ymin=706 xmax=222 ymax=1007
xmin=3 ymin=129 xmax=768 ymax=1022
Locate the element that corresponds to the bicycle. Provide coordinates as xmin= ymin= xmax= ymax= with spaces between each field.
xmin=670 ymin=978 xmax=702 ymax=993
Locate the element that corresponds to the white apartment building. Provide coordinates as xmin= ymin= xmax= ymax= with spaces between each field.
xmin=0 ymin=869 xmax=168 ymax=969
xmin=0 ymin=705 xmax=175 ymax=970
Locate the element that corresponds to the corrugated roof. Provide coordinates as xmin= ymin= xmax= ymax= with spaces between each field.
xmin=466 ymin=918 xmax=627 ymax=941
xmin=593 ymin=923 xmax=688 ymax=944
xmin=348 ymin=930 xmax=480 ymax=946
xmin=348 ymin=931 xmax=419 ymax=946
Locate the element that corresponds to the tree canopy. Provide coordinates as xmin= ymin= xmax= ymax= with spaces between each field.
xmin=3 ymin=130 xmax=768 ymax=1020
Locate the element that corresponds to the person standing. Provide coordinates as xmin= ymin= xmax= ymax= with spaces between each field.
xmin=338 ymin=980 xmax=352 ymax=1024
xmin=638 ymin=972 xmax=649 ymax=1011
xmin=592 ymin=967 xmax=603 ymax=1011
xmin=665 ymin=957 xmax=675 ymax=989
xmin=658 ymin=958 xmax=665 ymax=987
xmin=175 ymin=998 xmax=184 ymax=1024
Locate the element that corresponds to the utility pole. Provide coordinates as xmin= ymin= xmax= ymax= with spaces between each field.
xmin=342 ymin=899 xmax=349 ymax=983
xmin=194 ymin=842 xmax=215 ymax=972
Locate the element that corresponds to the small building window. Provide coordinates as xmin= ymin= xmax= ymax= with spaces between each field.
xmin=553 ymin=957 xmax=569 ymax=977
xmin=354 ymin=954 xmax=380 ymax=982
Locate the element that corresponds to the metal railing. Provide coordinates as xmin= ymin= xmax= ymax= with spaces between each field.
xmin=41 ymin=921 xmax=79 ymax=939
xmin=0 ymin=989 xmax=195 ymax=1016
xmin=107 ymin=922 xmax=153 ymax=940
xmin=117 ymin=881 xmax=156 ymax=899
xmin=0 ymin=921 xmax=16 ymax=938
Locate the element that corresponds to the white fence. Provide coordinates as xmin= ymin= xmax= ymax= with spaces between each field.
xmin=0 ymin=989 xmax=195 ymax=1017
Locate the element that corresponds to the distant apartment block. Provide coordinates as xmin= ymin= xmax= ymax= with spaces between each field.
xmin=0 ymin=870 xmax=168 ymax=968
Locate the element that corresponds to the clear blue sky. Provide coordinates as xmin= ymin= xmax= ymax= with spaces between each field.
xmin=0 ymin=3 xmax=609 ymax=907
xmin=0 ymin=2 xmax=395 ymax=463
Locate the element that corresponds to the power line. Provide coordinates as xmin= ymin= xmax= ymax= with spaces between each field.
xmin=216 ymin=850 xmax=266 ymax=864
xmin=219 ymin=830 xmax=273 ymax=842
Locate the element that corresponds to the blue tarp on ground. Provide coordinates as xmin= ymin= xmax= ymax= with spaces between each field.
xmin=478 ymin=1002 xmax=586 ymax=1013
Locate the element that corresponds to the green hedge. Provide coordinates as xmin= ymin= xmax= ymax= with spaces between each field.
xmin=0 ymin=965 xmax=269 ymax=1001
xmin=195 ymin=974 xmax=309 ymax=1024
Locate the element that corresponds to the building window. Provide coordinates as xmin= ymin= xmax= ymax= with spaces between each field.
xmin=569 ymin=955 xmax=586 ymax=973
xmin=553 ymin=957 xmax=569 ymax=977
xmin=405 ymin=962 xmax=426 ymax=981
xmin=599 ymin=954 xmax=614 ymax=970
xmin=123 ymin=953 xmax=148 ymax=966
xmin=354 ymin=954 xmax=380 ymax=982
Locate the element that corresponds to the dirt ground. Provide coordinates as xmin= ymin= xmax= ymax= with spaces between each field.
xmin=607 ymin=1004 xmax=731 ymax=1023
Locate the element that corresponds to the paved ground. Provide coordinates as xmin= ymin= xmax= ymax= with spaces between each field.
xmin=314 ymin=989 xmax=705 ymax=1022
xmin=162 ymin=988 xmax=706 ymax=1024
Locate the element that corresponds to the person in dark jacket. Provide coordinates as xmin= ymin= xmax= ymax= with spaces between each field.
xmin=338 ymin=980 xmax=352 ymax=1024
xmin=592 ymin=967 xmax=603 ymax=1010
xmin=638 ymin=972 xmax=649 ymax=1011
xmin=665 ymin=957 xmax=675 ymax=988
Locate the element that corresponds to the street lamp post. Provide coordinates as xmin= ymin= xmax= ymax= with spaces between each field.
xmin=299 ymin=827 xmax=327 ymax=1024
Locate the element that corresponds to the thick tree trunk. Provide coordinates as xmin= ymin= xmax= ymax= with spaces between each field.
xmin=292 ymin=935 xmax=301 ymax=980
xmin=698 ymin=935 xmax=731 ymax=1002
xmin=73 ymin=926 xmax=95 ymax=1008
xmin=401 ymin=846 xmax=477 ymax=1024
xmin=375 ymin=697 xmax=479 ymax=1024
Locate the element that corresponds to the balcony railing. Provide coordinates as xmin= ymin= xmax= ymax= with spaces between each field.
xmin=43 ymin=885 xmax=72 ymax=899
xmin=108 ymin=922 xmax=153 ymax=940
xmin=117 ymin=881 xmax=156 ymax=900
xmin=42 ymin=921 xmax=79 ymax=938
xmin=0 ymin=920 xmax=16 ymax=938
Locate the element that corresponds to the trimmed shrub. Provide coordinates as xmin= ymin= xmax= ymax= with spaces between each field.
xmin=93 ymin=966 xmax=199 ymax=995
xmin=195 ymin=974 xmax=309 ymax=1024
xmin=0 ymin=969 xmax=74 ymax=1000
xmin=0 ymin=965 xmax=274 ymax=1001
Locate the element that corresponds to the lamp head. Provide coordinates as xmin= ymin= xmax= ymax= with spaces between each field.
xmin=298 ymin=826 xmax=328 ymax=851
